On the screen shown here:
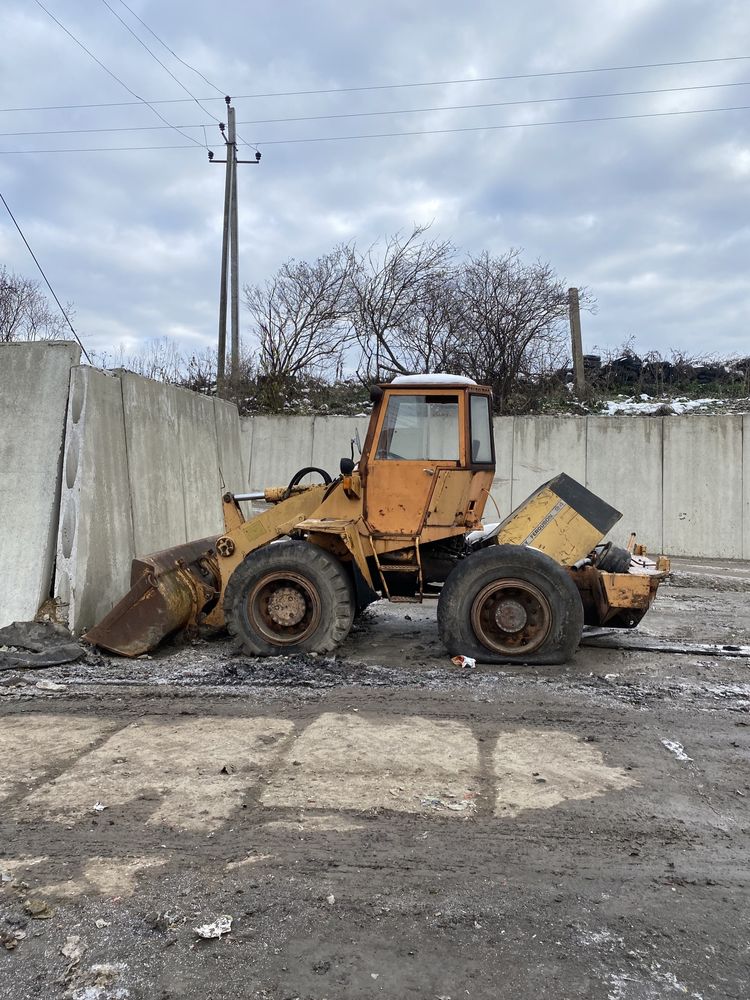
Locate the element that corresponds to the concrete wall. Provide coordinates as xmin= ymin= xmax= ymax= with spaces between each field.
xmin=54 ymin=370 xmax=246 ymax=633
xmin=2 ymin=339 xmax=748 ymax=635
xmin=0 ymin=341 xmax=81 ymax=627
xmin=240 ymin=412 xmax=748 ymax=558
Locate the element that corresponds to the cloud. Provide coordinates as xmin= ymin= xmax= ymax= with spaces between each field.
xmin=1 ymin=0 xmax=749 ymax=362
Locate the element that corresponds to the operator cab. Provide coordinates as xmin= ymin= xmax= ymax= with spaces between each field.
xmin=360 ymin=374 xmax=495 ymax=542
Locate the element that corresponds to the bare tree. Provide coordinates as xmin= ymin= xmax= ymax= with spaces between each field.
xmin=451 ymin=250 xmax=576 ymax=412
xmin=350 ymin=225 xmax=457 ymax=380
xmin=244 ymin=246 xmax=354 ymax=410
xmin=0 ymin=266 xmax=69 ymax=342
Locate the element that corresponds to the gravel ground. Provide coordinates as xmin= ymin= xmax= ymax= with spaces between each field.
xmin=1 ymin=557 xmax=748 ymax=1000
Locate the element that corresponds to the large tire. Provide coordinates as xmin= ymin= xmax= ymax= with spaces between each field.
xmin=224 ymin=541 xmax=355 ymax=656
xmin=437 ymin=545 xmax=584 ymax=665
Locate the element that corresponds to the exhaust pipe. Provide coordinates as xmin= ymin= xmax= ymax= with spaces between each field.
xmin=84 ymin=536 xmax=221 ymax=657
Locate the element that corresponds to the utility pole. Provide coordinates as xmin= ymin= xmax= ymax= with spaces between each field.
xmin=228 ymin=104 xmax=240 ymax=382
xmin=568 ymin=286 xmax=586 ymax=398
xmin=208 ymin=97 xmax=261 ymax=395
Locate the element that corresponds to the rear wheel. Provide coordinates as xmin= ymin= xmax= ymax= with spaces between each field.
xmin=224 ymin=541 xmax=354 ymax=656
xmin=437 ymin=545 xmax=583 ymax=665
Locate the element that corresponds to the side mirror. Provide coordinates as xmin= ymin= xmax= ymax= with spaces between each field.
xmin=340 ymin=457 xmax=355 ymax=476
xmin=350 ymin=426 xmax=362 ymax=460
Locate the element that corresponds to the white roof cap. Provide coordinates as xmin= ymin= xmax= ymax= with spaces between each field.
xmin=390 ymin=373 xmax=477 ymax=386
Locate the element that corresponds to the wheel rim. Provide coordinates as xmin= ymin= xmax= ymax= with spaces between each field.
xmin=470 ymin=577 xmax=552 ymax=655
xmin=246 ymin=570 xmax=321 ymax=646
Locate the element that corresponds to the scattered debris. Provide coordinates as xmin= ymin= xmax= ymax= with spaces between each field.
xmin=451 ymin=655 xmax=477 ymax=669
xmin=61 ymin=934 xmax=86 ymax=972
xmin=92 ymin=802 xmax=107 ymax=813
xmin=661 ymin=739 xmax=693 ymax=762
xmin=419 ymin=794 xmax=477 ymax=813
xmin=23 ymin=897 xmax=55 ymax=919
xmin=0 ymin=620 xmax=84 ymax=670
xmin=194 ymin=915 xmax=232 ymax=939
xmin=35 ymin=678 xmax=67 ymax=692
xmin=145 ymin=910 xmax=180 ymax=932
xmin=1 ymin=927 xmax=26 ymax=950
xmin=94 ymin=918 xmax=111 ymax=929
xmin=326 ymin=894 xmax=335 ymax=905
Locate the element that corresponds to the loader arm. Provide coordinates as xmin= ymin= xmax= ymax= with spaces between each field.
xmin=83 ymin=483 xmax=329 ymax=656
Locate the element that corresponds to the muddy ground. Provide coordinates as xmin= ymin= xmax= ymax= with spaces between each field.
xmin=1 ymin=557 xmax=749 ymax=1000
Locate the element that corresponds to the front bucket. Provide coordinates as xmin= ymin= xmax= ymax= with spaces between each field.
xmin=84 ymin=537 xmax=220 ymax=657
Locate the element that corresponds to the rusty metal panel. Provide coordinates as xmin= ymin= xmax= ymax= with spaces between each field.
xmin=424 ymin=470 xmax=472 ymax=528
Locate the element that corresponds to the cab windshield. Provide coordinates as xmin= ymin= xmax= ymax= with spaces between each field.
xmin=376 ymin=394 xmax=459 ymax=461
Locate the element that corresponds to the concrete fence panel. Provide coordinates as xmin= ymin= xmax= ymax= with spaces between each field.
xmin=586 ymin=416 xmax=664 ymax=551
xmin=511 ymin=416 xmax=587 ymax=508
xmin=54 ymin=366 xmax=134 ymax=633
xmin=247 ymin=416 xmax=315 ymax=491
xmin=119 ymin=372 xmax=189 ymax=556
xmin=311 ymin=415 xmax=371 ymax=482
xmin=0 ymin=341 xmax=81 ymax=627
xmin=662 ymin=415 xmax=743 ymax=558
xmin=745 ymin=415 xmax=750 ymax=561
xmin=490 ymin=417 xmax=515 ymax=520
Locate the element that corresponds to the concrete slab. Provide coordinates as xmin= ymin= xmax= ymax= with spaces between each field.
xmin=239 ymin=416 xmax=254 ymax=487
xmin=663 ymin=415 xmax=743 ymax=557
xmin=0 ymin=714 xmax=118 ymax=803
xmin=119 ymin=371 xmax=186 ymax=555
xmin=214 ymin=397 xmax=245 ymax=495
xmin=511 ymin=416 xmax=587 ymax=508
xmin=20 ymin=716 xmax=295 ymax=832
xmin=262 ymin=713 xmax=479 ymax=815
xmin=311 ymin=415 xmax=371 ymax=481
xmin=54 ymin=366 xmax=135 ymax=633
xmin=120 ymin=374 xmax=226 ymax=555
xmin=247 ymin=416 xmax=314 ymax=491
xmin=586 ymin=416 xmax=663 ymax=550
xmin=0 ymin=341 xmax=80 ymax=626
xmin=175 ymin=386 xmax=222 ymax=542
xmin=490 ymin=416 xmax=515 ymax=519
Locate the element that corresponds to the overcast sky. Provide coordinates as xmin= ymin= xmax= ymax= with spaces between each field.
xmin=2 ymin=0 xmax=749 ymax=366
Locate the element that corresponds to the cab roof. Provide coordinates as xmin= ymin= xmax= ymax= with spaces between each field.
xmin=389 ymin=374 xmax=478 ymax=387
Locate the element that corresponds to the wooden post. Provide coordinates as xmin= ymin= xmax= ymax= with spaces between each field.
xmin=568 ymin=287 xmax=586 ymax=398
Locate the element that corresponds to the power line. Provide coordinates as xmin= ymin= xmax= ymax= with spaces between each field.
xmin=106 ymin=0 xmax=259 ymax=153
xmin=3 ymin=53 xmax=750 ymax=114
xmin=3 ymin=79 xmax=749 ymax=138
xmin=112 ymin=0 xmax=224 ymax=96
xmin=97 ymin=0 xmax=217 ymax=145
xmin=0 ymin=190 xmax=91 ymax=362
xmin=32 ymin=0 xmax=203 ymax=149
xmin=1 ymin=102 xmax=748 ymax=153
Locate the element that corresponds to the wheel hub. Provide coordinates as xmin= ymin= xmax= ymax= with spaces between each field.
xmin=494 ymin=598 xmax=528 ymax=632
xmin=267 ymin=585 xmax=307 ymax=627
xmin=471 ymin=577 xmax=552 ymax=655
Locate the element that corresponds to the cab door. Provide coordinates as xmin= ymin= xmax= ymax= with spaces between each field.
xmin=363 ymin=390 xmax=463 ymax=537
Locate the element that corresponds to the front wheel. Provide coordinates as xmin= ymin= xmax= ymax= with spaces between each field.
xmin=224 ymin=541 xmax=354 ymax=656
xmin=437 ymin=545 xmax=583 ymax=665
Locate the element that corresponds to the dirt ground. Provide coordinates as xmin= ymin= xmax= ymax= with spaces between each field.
xmin=1 ymin=557 xmax=749 ymax=1000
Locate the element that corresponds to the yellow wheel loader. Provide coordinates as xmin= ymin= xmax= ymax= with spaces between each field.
xmin=85 ymin=376 xmax=669 ymax=664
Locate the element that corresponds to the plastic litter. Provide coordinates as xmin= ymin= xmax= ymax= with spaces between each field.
xmin=35 ymin=679 xmax=67 ymax=692
xmin=194 ymin=915 xmax=232 ymax=939
xmin=326 ymin=894 xmax=335 ymax=905
xmin=451 ymin=655 xmax=477 ymax=669
xmin=661 ymin=739 xmax=693 ymax=762
xmin=93 ymin=802 xmax=107 ymax=812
